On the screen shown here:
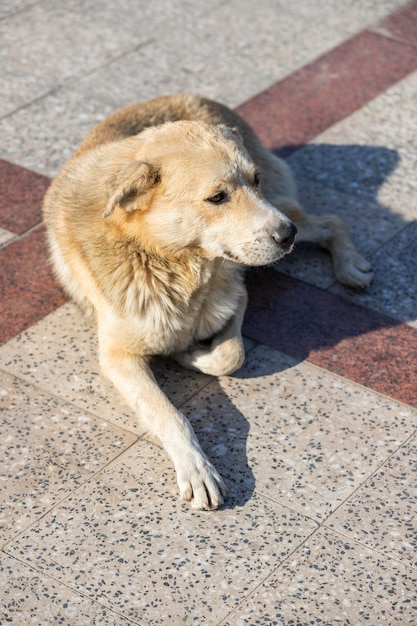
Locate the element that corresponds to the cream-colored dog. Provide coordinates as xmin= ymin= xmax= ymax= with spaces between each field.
xmin=43 ymin=93 xmax=372 ymax=510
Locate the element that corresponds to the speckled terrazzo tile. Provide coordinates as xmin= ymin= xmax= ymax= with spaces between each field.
xmin=0 ymin=303 xmax=213 ymax=434
xmin=0 ymin=0 xmax=210 ymax=117
xmin=0 ymin=0 xmax=36 ymax=20
xmin=277 ymin=0 xmax=408 ymax=23
xmin=0 ymin=89 xmax=117 ymax=177
xmin=184 ymin=345 xmax=417 ymax=521
xmin=360 ymin=69 xmax=417 ymax=131
xmin=290 ymin=111 xmax=417 ymax=220
xmin=278 ymin=179 xmax=406 ymax=288
xmin=0 ymin=553 xmax=133 ymax=625
xmin=327 ymin=434 xmax=417 ymax=568
xmin=222 ymin=528 xmax=417 ymax=625
xmin=0 ymin=370 xmax=136 ymax=546
xmin=331 ymin=221 xmax=417 ymax=326
xmin=0 ymin=3 xmax=353 ymax=177
xmin=4 ymin=441 xmax=317 ymax=624
xmin=0 ymin=228 xmax=14 ymax=246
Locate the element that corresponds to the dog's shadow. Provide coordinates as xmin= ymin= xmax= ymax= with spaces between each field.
xmin=161 ymin=143 xmax=408 ymax=510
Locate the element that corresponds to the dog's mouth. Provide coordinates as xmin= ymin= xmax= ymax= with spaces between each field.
xmin=222 ymin=238 xmax=295 ymax=266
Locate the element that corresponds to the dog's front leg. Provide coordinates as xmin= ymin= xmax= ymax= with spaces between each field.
xmin=173 ymin=292 xmax=248 ymax=377
xmin=98 ymin=333 xmax=227 ymax=510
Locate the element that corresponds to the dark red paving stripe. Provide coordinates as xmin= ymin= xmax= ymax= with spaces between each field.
xmin=0 ymin=159 xmax=50 ymax=235
xmin=236 ymin=27 xmax=417 ymax=156
xmin=380 ymin=1 xmax=417 ymax=47
xmin=0 ymin=226 xmax=66 ymax=345
xmin=243 ymin=268 xmax=417 ymax=408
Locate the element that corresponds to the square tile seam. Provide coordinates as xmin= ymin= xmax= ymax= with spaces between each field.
xmin=1 ymin=349 xmax=415 ymax=552
xmin=0 ymin=0 xmax=412 ymax=121
xmin=0 ymin=34 xmax=158 ymax=122
xmin=0 ymin=551 xmax=136 ymax=625
xmin=216 ymin=527 xmax=417 ymax=626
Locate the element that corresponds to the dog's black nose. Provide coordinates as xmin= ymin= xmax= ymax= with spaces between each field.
xmin=273 ymin=221 xmax=297 ymax=247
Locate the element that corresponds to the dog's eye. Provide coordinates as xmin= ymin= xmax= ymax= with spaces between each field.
xmin=206 ymin=191 xmax=228 ymax=205
xmin=253 ymin=172 xmax=260 ymax=187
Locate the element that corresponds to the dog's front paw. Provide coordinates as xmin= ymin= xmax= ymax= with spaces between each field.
xmin=335 ymin=252 xmax=373 ymax=289
xmin=176 ymin=455 xmax=227 ymax=511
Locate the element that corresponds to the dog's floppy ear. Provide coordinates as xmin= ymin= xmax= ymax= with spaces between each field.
xmin=103 ymin=161 xmax=160 ymax=217
xmin=218 ymin=124 xmax=243 ymax=144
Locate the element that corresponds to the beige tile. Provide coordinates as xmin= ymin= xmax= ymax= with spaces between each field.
xmin=183 ymin=345 xmax=417 ymax=521
xmin=361 ymin=69 xmax=417 ymax=132
xmin=327 ymin=434 xmax=417 ymax=568
xmin=4 ymin=440 xmax=317 ymax=624
xmin=300 ymin=110 xmax=417 ymax=220
xmin=222 ymin=528 xmax=417 ymax=625
xmin=0 ymin=552 xmax=132 ymax=625
xmin=0 ymin=303 xmax=213 ymax=435
xmin=0 ymin=370 xmax=136 ymax=546
xmin=0 ymin=227 xmax=15 ymax=246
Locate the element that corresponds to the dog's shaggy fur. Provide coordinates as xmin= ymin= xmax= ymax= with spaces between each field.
xmin=43 ymin=93 xmax=372 ymax=510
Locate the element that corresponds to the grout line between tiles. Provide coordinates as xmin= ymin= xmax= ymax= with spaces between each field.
xmin=320 ymin=426 xmax=417 ymax=523
xmin=303 ymin=350 xmax=417 ymax=411
xmin=1 ymin=436 xmax=140 ymax=552
xmin=0 ymin=37 xmax=155 ymax=123
xmin=216 ymin=515 xmax=417 ymax=626
xmin=0 ymin=549 xmax=142 ymax=625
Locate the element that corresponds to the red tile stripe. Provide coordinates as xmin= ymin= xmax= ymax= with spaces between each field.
xmin=244 ymin=269 xmax=417 ymax=408
xmin=0 ymin=160 xmax=50 ymax=235
xmin=236 ymin=18 xmax=417 ymax=155
xmin=0 ymin=226 xmax=66 ymax=344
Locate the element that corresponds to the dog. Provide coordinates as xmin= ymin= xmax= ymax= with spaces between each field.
xmin=43 ymin=93 xmax=372 ymax=510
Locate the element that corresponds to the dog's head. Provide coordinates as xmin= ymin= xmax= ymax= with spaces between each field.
xmin=104 ymin=121 xmax=296 ymax=266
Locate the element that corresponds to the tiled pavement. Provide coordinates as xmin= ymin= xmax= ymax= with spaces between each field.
xmin=1 ymin=0 xmax=417 ymax=623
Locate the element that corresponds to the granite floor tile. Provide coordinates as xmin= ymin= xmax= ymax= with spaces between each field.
xmin=360 ymin=69 xmax=417 ymax=131
xmin=0 ymin=226 xmax=66 ymax=345
xmin=0 ymin=89 xmax=117 ymax=177
xmin=0 ymin=0 xmax=358 ymax=178
xmin=0 ymin=303 xmax=214 ymax=434
xmin=331 ymin=220 xmax=417 ymax=326
xmin=0 ymin=552 xmax=133 ymax=625
xmin=0 ymin=370 xmax=136 ymax=547
xmin=244 ymin=268 xmax=417 ymax=407
xmin=290 ymin=109 xmax=417 ymax=219
xmin=0 ymin=228 xmax=14 ymax=247
xmin=222 ymin=528 xmax=417 ymax=625
xmin=327 ymin=434 xmax=417 ymax=569
xmin=236 ymin=29 xmax=417 ymax=154
xmin=4 ymin=441 xmax=317 ymax=624
xmin=182 ymin=345 xmax=417 ymax=521
xmin=280 ymin=0 xmax=408 ymax=23
xmin=380 ymin=0 xmax=417 ymax=46
xmin=0 ymin=159 xmax=49 ymax=234
xmin=0 ymin=0 xmax=203 ymax=117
